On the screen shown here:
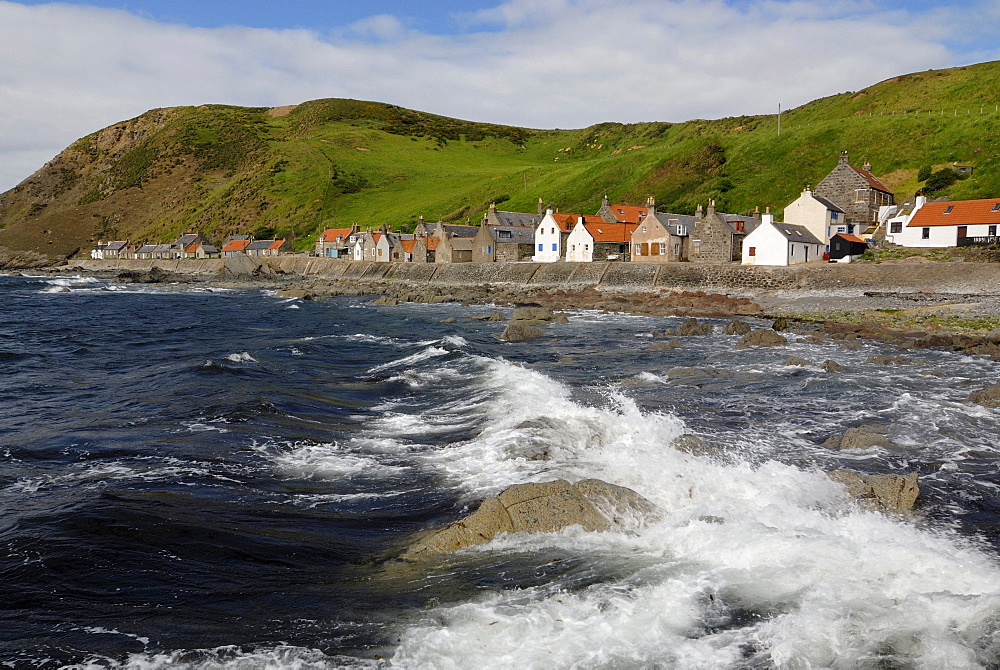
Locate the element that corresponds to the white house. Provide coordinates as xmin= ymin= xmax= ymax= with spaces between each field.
xmin=532 ymin=209 xmax=574 ymax=262
xmin=892 ymin=197 xmax=1000 ymax=248
xmin=742 ymin=214 xmax=825 ymax=266
xmin=783 ymin=188 xmax=848 ymax=251
xmin=565 ymin=217 xmax=593 ymax=262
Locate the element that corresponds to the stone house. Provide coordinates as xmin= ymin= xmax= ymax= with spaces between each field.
xmin=474 ymin=203 xmax=539 ymax=262
xmin=596 ymin=195 xmax=652 ymax=224
xmin=565 ymin=217 xmax=636 ymax=262
xmin=246 ymin=239 xmax=292 ymax=257
xmin=169 ymin=233 xmax=208 ymax=258
xmin=813 ymin=151 xmax=894 ymax=230
xmin=315 ymin=225 xmax=359 ymax=258
xmin=436 ymin=232 xmax=474 ymax=263
xmin=91 ymin=240 xmax=130 ymax=260
xmin=630 ymin=205 xmax=695 ymax=263
xmin=221 ymin=236 xmax=252 ymax=258
xmin=782 ymin=187 xmax=848 ymax=251
xmin=741 ymin=213 xmax=825 ymax=266
xmin=411 ymin=232 xmax=437 ymax=263
xmin=183 ymin=243 xmax=220 ymax=259
xmin=688 ymin=202 xmax=757 ymax=263
xmin=134 ymin=244 xmax=157 ymax=260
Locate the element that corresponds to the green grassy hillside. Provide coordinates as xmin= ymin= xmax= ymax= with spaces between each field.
xmin=2 ymin=61 xmax=999 ymax=257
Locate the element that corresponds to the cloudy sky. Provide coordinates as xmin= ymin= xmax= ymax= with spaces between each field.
xmin=1 ymin=0 xmax=997 ymax=191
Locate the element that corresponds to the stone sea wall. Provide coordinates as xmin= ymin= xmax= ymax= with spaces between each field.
xmin=67 ymin=257 xmax=1000 ymax=293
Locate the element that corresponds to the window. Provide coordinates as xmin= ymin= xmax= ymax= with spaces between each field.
xmin=890 ymin=222 xmax=902 ymax=233
xmin=538 ymin=243 xmax=543 ymax=251
xmin=487 ymin=245 xmax=492 ymax=254
xmin=855 ymin=188 xmax=867 ymax=203
xmin=837 ymin=227 xmax=846 ymax=233
xmin=634 ymin=243 xmax=641 ymax=255
xmin=659 ymin=242 xmax=666 ymax=255
xmin=831 ymin=212 xmax=839 ymax=221
xmin=992 ymin=203 xmax=1000 ymax=212
xmin=735 ymin=221 xmax=745 ymax=232
xmin=497 ymin=230 xmax=512 ymax=239
xmin=990 ymin=226 xmax=997 ymax=237
xmin=922 ymin=227 xmax=930 ymax=240
xmin=748 ymin=247 xmax=756 ymax=257
xmin=641 ymin=226 xmax=647 ymax=233
xmin=551 ymin=243 xmax=557 ymax=251
xmin=944 ymin=206 xmax=954 ymax=214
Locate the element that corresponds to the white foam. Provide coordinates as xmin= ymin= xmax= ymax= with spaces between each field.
xmin=368 ymin=346 xmax=448 ymax=374
xmin=224 ymin=352 xmax=256 ymax=363
xmin=78 ymin=644 xmax=376 ymax=669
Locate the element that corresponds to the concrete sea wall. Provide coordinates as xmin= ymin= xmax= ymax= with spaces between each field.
xmin=67 ymin=257 xmax=1000 ymax=293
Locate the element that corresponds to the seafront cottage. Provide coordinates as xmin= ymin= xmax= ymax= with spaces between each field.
xmin=182 ymin=243 xmax=219 ymax=259
xmin=473 ymin=203 xmax=538 ymax=262
xmin=891 ymin=197 xmax=1000 ymax=248
xmin=91 ymin=240 xmax=130 ymax=260
xmin=169 ymin=233 xmax=208 ymax=257
xmin=411 ymin=230 xmax=437 ymax=263
xmin=813 ymin=151 xmax=894 ymax=232
xmin=688 ymin=201 xmax=758 ymax=263
xmin=783 ymin=188 xmax=848 ymax=250
xmin=245 ymin=239 xmax=292 ymax=257
xmin=221 ymin=236 xmax=252 ymax=257
xmin=741 ymin=213 xmax=825 ymax=266
xmin=828 ymin=233 xmax=869 ymax=262
xmin=134 ymin=244 xmax=157 ymax=260
xmin=315 ymin=225 xmax=359 ymax=258
xmin=631 ymin=208 xmax=695 ymax=263
xmin=565 ymin=217 xmax=636 ymax=262
xmin=532 ymin=210 xmax=603 ymax=262
xmin=436 ymin=232 xmax=474 ymax=263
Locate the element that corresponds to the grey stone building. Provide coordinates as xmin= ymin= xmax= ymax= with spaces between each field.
xmin=813 ymin=151 xmax=894 ymax=229
xmin=688 ymin=202 xmax=758 ymax=263
xmin=473 ymin=204 xmax=538 ymax=262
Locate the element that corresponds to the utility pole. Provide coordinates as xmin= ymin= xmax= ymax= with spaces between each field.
xmin=777 ymin=103 xmax=781 ymax=137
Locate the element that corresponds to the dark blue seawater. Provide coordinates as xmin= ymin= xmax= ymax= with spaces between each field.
xmin=1 ymin=273 xmax=999 ymax=668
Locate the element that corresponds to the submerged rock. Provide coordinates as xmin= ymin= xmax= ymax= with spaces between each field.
xmin=822 ymin=359 xmax=846 ymax=373
xmin=675 ymin=318 xmax=714 ymax=336
xmin=722 ymin=320 xmax=753 ymax=336
xmin=828 ymin=470 xmax=919 ymax=515
xmin=824 ymin=424 xmax=896 ymax=451
xmin=784 ymin=356 xmax=812 ymax=367
xmin=735 ymin=329 xmax=787 ymax=349
xmin=498 ymin=322 xmax=545 ymax=342
xmin=400 ymin=479 xmax=660 ymax=560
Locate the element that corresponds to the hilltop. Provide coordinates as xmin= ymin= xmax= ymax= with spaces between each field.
xmin=1 ymin=60 xmax=999 ymax=258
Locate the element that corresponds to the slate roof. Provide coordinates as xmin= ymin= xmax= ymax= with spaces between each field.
xmin=136 ymin=244 xmax=157 ymax=254
xmin=441 ymin=224 xmax=479 ymax=237
xmin=246 ymin=240 xmax=276 ymax=251
xmin=646 ymin=211 xmax=700 ymax=231
xmin=105 ymin=240 xmax=128 ymax=251
xmin=772 ymin=222 xmax=824 ymax=246
xmin=447 ymin=237 xmax=474 ymax=251
xmin=492 ymin=211 xmax=541 ymax=228
xmin=813 ymin=195 xmax=845 ymax=213
xmin=907 ymin=198 xmax=1000 ymax=228
xmin=488 ymin=225 xmax=534 ymax=244
xmin=201 ymin=245 xmax=219 ymax=254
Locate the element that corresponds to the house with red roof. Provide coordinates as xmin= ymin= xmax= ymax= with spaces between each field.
xmin=315 ymin=225 xmax=359 ymax=258
xmin=813 ymin=151 xmax=894 ymax=231
xmin=596 ymin=195 xmax=652 ymax=225
xmin=565 ymin=217 xmax=636 ymax=262
xmin=221 ymin=237 xmax=252 ymax=257
xmin=893 ymin=196 xmax=1000 ymax=248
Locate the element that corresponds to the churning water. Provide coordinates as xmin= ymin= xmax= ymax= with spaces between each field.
xmin=1 ymin=274 xmax=999 ymax=668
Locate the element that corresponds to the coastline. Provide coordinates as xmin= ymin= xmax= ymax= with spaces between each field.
xmin=28 ymin=256 xmax=1000 ymax=358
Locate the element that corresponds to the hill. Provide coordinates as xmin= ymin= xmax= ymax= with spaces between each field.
xmin=2 ymin=61 xmax=999 ymax=258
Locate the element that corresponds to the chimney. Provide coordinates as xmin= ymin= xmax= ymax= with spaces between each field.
xmin=862 ymin=160 xmax=872 ymax=173
xmin=488 ymin=202 xmax=496 ymax=213
xmin=695 ymin=204 xmax=704 ymax=219
xmin=762 ymin=211 xmax=774 ymax=226
xmin=752 ymin=205 xmax=761 ymax=220
xmin=646 ymin=195 xmax=656 ymax=208
xmin=839 ymin=150 xmax=849 ymax=166
xmin=577 ymin=215 xmax=585 ymax=227
xmin=602 ymin=194 xmax=610 ymax=208
xmin=537 ymin=198 xmax=545 ymax=216
xmin=707 ymin=199 xmax=716 ymax=217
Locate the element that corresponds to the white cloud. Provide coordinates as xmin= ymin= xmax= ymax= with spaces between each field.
xmin=0 ymin=0 xmax=992 ymax=191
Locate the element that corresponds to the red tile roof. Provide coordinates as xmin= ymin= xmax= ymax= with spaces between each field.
xmin=832 ymin=233 xmax=866 ymax=244
xmin=268 ymin=239 xmax=286 ymax=250
xmin=608 ymin=204 xmax=649 ymax=224
xmin=851 ymin=166 xmax=892 ymax=193
xmin=319 ymin=228 xmax=353 ymax=242
xmin=400 ymin=239 xmax=416 ymax=253
xmin=907 ymin=198 xmax=1000 ymax=227
xmin=583 ymin=222 xmax=638 ymax=243
xmin=222 ymin=239 xmax=251 ymax=252
xmin=552 ymin=213 xmax=603 ymax=233
xmin=424 ymin=236 xmax=440 ymax=251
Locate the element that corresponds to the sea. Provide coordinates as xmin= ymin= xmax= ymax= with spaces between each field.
xmin=2 ymin=272 xmax=1000 ymax=669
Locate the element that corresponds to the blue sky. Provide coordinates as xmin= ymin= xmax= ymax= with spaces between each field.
xmin=0 ymin=0 xmax=997 ymax=190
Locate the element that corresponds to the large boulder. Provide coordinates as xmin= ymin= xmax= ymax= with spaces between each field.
xmin=825 ymin=424 xmax=896 ymax=451
xmin=735 ymin=329 xmax=787 ymax=349
xmin=511 ymin=303 xmax=555 ymax=324
xmin=498 ymin=322 xmax=545 ymax=342
xmin=828 ymin=470 xmax=919 ymax=515
xmin=675 ymin=318 xmax=714 ymax=336
xmin=400 ymin=479 xmax=660 ymax=560
xmin=968 ymin=383 xmax=1000 ymax=408
xmin=723 ymin=320 xmax=753 ymax=336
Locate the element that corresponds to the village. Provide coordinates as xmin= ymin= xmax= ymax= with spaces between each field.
xmin=90 ymin=151 xmax=999 ymax=268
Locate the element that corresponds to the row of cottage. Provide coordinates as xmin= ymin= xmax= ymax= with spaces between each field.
xmin=92 ymin=234 xmax=293 ymax=260
xmin=317 ymin=151 xmax=893 ymax=267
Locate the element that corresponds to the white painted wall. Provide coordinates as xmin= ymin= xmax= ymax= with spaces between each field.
xmin=742 ymin=219 xmax=790 ymax=266
xmin=565 ymin=219 xmax=594 ymax=262
xmin=532 ymin=210 xmax=562 ymax=262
